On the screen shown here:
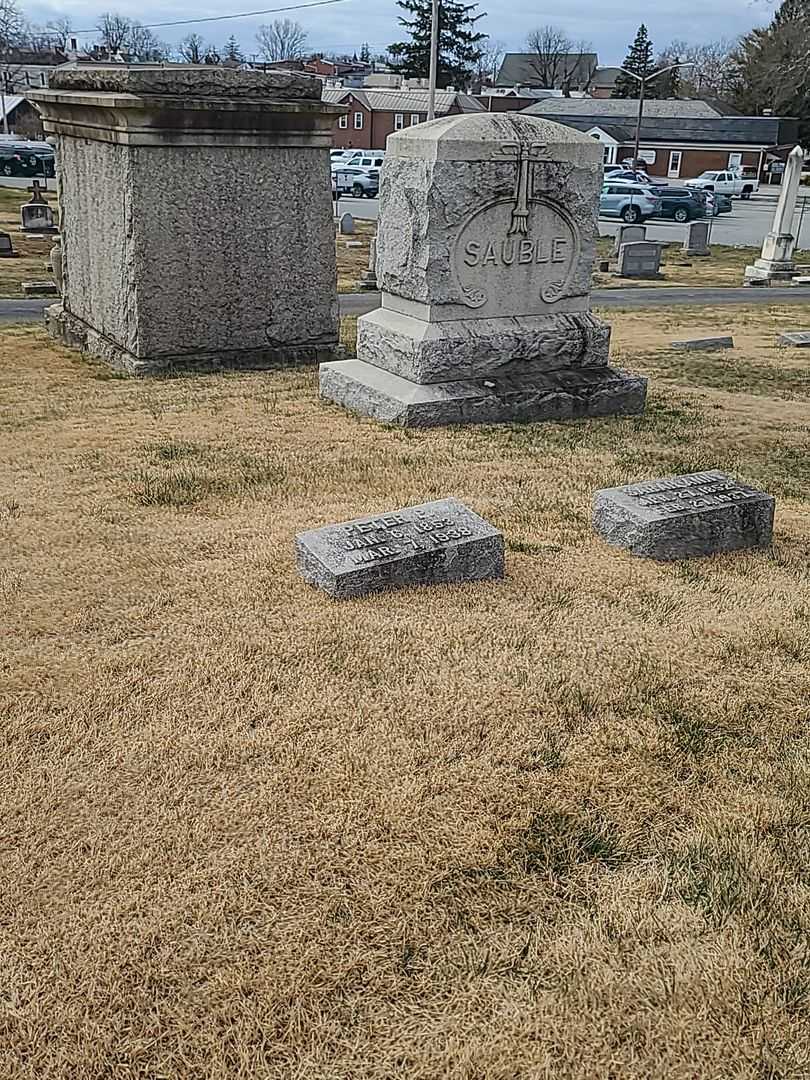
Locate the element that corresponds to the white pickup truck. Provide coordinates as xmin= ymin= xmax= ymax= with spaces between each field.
xmin=685 ymin=169 xmax=759 ymax=199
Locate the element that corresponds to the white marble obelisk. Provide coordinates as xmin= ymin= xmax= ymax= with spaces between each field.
xmin=746 ymin=145 xmax=805 ymax=284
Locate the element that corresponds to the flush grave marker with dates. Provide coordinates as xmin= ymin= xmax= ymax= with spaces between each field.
xmin=295 ymin=497 xmax=504 ymax=598
xmin=320 ymin=112 xmax=647 ymax=427
xmin=593 ymin=471 xmax=775 ymax=560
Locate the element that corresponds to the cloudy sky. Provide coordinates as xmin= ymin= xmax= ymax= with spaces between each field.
xmin=25 ymin=0 xmax=771 ymax=66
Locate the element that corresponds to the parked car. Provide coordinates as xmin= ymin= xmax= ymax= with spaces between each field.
xmin=685 ymin=169 xmax=758 ymax=198
xmin=331 ymin=150 xmax=384 ymax=172
xmin=333 ymin=165 xmax=379 ymax=197
xmin=604 ymin=167 xmax=665 ymax=186
xmin=650 ymin=186 xmax=706 ymax=222
xmin=600 ymin=180 xmax=661 ymax=223
xmin=0 ymin=142 xmax=54 ymax=177
xmin=712 ymin=192 xmax=733 ymax=216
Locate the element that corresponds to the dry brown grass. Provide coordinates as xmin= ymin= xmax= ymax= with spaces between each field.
xmin=2 ymin=305 xmax=810 ymax=1078
xmin=0 ymin=183 xmax=57 ymax=295
xmin=335 ymin=217 xmax=374 ymax=292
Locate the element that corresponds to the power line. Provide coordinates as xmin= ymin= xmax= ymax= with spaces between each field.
xmin=73 ymin=0 xmax=353 ymax=35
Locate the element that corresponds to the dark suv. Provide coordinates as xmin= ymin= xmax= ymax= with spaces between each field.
xmin=652 ymin=187 xmax=706 ymax=223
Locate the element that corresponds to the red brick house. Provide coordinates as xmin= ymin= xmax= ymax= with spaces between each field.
xmin=523 ymin=98 xmax=797 ymax=180
xmin=324 ymin=88 xmax=484 ymax=149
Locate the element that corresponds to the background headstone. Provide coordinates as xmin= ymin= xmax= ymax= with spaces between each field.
xmin=745 ymin=145 xmax=805 ymax=285
xmin=671 ymin=336 xmax=733 ymax=350
xmin=339 ymin=212 xmax=355 ymax=235
xmin=296 ymin=497 xmax=504 ymax=598
xmin=617 ymin=241 xmax=662 ymax=279
xmin=593 ymin=470 xmax=775 ymax=560
xmin=357 ymin=235 xmax=378 ymax=290
xmin=31 ymin=66 xmax=346 ymax=375
xmin=320 ymin=113 xmax=647 ymax=426
xmin=0 ymin=231 xmax=16 ymax=257
xmin=683 ymin=220 xmax=710 ymax=257
xmin=612 ymin=224 xmax=646 ymax=255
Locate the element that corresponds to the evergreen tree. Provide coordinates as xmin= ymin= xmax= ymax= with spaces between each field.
xmin=612 ymin=24 xmax=655 ymax=98
xmin=224 ymin=34 xmax=243 ymax=62
xmin=730 ymin=0 xmax=810 ymax=142
xmin=388 ymin=0 xmax=487 ymax=89
xmin=360 ymin=41 xmax=371 ymax=62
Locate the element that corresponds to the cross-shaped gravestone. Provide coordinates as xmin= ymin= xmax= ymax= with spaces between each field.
xmin=27 ymin=180 xmax=47 ymax=204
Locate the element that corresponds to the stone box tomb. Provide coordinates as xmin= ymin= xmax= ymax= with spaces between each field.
xmin=320 ymin=113 xmax=647 ymax=426
xmin=30 ymin=66 xmax=345 ymax=375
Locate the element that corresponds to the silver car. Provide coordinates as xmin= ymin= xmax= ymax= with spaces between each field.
xmin=600 ymin=180 xmax=661 ymax=224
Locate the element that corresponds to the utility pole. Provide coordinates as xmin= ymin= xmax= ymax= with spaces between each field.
xmin=616 ymin=62 xmax=693 ymax=169
xmin=427 ymin=0 xmax=439 ymax=121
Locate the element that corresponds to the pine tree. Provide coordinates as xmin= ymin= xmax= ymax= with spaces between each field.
xmin=388 ymin=0 xmax=487 ymax=89
xmin=360 ymin=41 xmax=371 ymax=63
xmin=224 ymin=34 xmax=243 ymax=62
xmin=655 ymin=56 xmax=681 ymax=99
xmin=612 ymin=24 xmax=655 ymax=98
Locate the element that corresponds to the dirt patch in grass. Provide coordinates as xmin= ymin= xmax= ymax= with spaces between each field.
xmin=1 ymin=307 xmax=810 ymax=1077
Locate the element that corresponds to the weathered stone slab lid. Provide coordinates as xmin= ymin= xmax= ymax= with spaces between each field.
xmin=47 ymin=64 xmax=321 ymax=101
xmin=386 ymin=111 xmax=603 ymax=162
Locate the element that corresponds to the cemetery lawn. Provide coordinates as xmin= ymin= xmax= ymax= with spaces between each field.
xmin=0 ymin=184 xmax=55 ymax=294
xmin=2 ymin=305 xmax=810 ymax=1078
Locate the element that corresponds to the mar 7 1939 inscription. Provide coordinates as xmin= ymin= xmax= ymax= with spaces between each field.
xmin=593 ymin=470 xmax=775 ymax=561
xmin=295 ymin=497 xmax=505 ymax=598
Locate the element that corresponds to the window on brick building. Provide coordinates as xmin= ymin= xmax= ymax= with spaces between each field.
xmin=394 ymin=113 xmax=404 ymax=130
xmin=354 ymin=112 xmax=364 ymax=129
xmin=410 ymin=113 xmax=420 ymax=125
xmin=338 ymin=115 xmax=348 ymax=129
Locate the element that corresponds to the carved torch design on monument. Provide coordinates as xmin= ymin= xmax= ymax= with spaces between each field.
xmin=497 ymin=140 xmax=547 ymax=236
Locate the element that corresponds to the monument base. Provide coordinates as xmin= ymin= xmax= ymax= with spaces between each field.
xmin=45 ymin=304 xmax=340 ymax=376
xmin=744 ymin=261 xmax=798 ymax=285
xmin=320 ymin=358 xmax=647 ymax=427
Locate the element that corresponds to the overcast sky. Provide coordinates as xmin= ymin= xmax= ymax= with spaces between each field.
xmin=25 ymin=0 xmax=771 ymax=66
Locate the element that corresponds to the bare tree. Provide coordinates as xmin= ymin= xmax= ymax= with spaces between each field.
xmin=128 ymin=22 xmax=168 ymax=61
xmin=475 ymin=37 xmax=505 ymax=87
xmin=525 ymin=25 xmax=573 ymax=88
xmin=255 ymin=19 xmax=308 ymax=62
xmin=45 ymin=15 xmax=73 ymax=51
xmin=657 ymin=38 xmax=737 ymax=99
xmin=178 ymin=32 xmax=205 ymax=63
xmin=0 ymin=0 xmax=27 ymax=133
xmin=96 ymin=12 xmax=131 ymax=59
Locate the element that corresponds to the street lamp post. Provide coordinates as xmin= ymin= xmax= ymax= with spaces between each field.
xmin=427 ymin=0 xmax=439 ymax=121
xmin=615 ymin=62 xmax=693 ymax=169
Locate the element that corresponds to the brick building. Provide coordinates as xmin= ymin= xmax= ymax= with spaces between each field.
xmin=523 ymin=97 xmax=796 ymax=180
xmin=324 ymin=88 xmax=483 ymax=149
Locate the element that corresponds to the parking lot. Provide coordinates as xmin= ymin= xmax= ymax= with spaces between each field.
xmin=335 ymin=190 xmax=810 ymax=249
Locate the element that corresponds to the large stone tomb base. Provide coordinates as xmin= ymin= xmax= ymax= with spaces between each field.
xmin=321 ymin=307 xmax=647 ymax=427
xmin=46 ymin=303 xmax=337 ymax=376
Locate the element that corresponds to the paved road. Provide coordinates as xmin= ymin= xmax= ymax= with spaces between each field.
xmin=6 ymin=288 xmax=807 ymax=327
xmin=337 ymin=193 xmax=810 ymax=249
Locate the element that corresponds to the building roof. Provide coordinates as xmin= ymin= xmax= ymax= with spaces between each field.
xmin=0 ymin=95 xmax=25 ymax=122
xmin=495 ymin=52 xmax=598 ymax=89
xmin=591 ymin=67 xmax=622 ymax=88
xmin=524 ymin=97 xmax=729 ymax=119
xmin=531 ymin=109 xmax=782 ymax=147
xmin=322 ymin=88 xmax=484 ymax=114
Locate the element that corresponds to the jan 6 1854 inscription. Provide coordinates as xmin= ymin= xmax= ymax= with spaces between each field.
xmin=295 ymin=498 xmax=505 ymax=598
xmin=593 ymin=471 xmax=775 ymax=560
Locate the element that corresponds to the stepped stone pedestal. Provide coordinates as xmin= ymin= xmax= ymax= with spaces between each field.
xmin=320 ymin=113 xmax=646 ymax=426
xmin=31 ymin=66 xmax=345 ymax=375
xmin=745 ymin=145 xmax=806 ymax=286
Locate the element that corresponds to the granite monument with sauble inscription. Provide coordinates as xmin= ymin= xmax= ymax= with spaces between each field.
xmin=593 ymin=471 xmax=775 ymax=560
xmin=319 ymin=113 xmax=647 ymax=426
xmin=296 ymin=497 xmax=504 ymax=598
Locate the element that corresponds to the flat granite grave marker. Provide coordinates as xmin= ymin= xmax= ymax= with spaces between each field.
xmin=671 ymin=336 xmax=733 ymax=351
xmin=296 ymin=497 xmax=504 ymax=598
xmin=320 ymin=112 xmax=647 ymax=427
xmin=778 ymin=330 xmax=810 ymax=347
xmin=593 ymin=470 xmax=774 ymax=560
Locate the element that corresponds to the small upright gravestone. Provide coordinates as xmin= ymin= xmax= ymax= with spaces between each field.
xmin=617 ymin=241 xmax=662 ymax=279
xmin=339 ymin=212 xmax=355 ymax=235
xmin=593 ymin=470 xmax=774 ymax=560
xmin=320 ymin=113 xmax=647 ymax=427
xmin=0 ymin=231 xmax=17 ymax=258
xmin=296 ymin=498 xmax=504 ymax=598
xmin=357 ymin=235 xmax=378 ymax=290
xmin=20 ymin=182 xmax=57 ymax=233
xmin=683 ymin=220 xmax=710 ymax=257
xmin=612 ymin=224 xmax=646 ymax=255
